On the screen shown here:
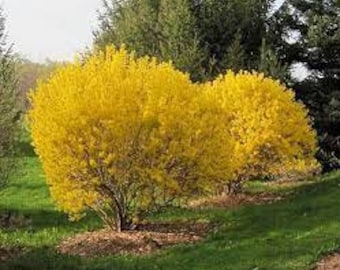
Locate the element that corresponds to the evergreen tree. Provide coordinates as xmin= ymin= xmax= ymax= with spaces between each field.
xmin=258 ymin=38 xmax=289 ymax=82
xmin=276 ymin=0 xmax=340 ymax=170
xmin=223 ymin=31 xmax=245 ymax=73
xmin=157 ymin=0 xmax=206 ymax=81
xmin=95 ymin=0 xmax=160 ymax=57
xmin=95 ymin=0 xmax=277 ymax=81
xmin=194 ymin=0 xmax=274 ymax=78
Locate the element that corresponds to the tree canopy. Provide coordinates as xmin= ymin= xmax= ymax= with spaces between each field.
xmin=0 ymin=7 xmax=20 ymax=188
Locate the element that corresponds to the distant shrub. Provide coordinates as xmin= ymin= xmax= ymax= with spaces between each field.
xmin=28 ymin=47 xmax=232 ymax=231
xmin=203 ymin=71 xmax=319 ymax=193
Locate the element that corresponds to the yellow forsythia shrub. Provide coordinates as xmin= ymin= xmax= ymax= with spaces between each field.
xmin=28 ymin=47 xmax=232 ymax=231
xmin=204 ymin=71 xmax=319 ymax=192
xmin=29 ymin=46 xmax=319 ymax=229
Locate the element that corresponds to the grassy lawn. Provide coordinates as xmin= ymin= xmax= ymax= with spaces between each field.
xmin=0 ymin=157 xmax=339 ymax=269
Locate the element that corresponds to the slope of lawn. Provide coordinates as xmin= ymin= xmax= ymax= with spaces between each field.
xmin=0 ymin=157 xmax=339 ymax=270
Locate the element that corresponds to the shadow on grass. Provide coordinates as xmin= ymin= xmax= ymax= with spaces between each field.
xmin=15 ymin=141 xmax=36 ymax=157
xmin=0 ymin=247 xmax=152 ymax=270
xmin=0 ymin=207 xmax=101 ymax=232
xmin=0 ymin=248 xmax=83 ymax=270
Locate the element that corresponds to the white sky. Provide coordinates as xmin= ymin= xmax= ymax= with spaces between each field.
xmin=3 ymin=0 xmax=102 ymax=62
xmin=3 ymin=0 xmax=286 ymax=63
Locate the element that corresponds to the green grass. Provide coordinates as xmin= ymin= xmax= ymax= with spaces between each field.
xmin=0 ymin=157 xmax=339 ymax=270
xmin=0 ymin=158 xmax=101 ymax=248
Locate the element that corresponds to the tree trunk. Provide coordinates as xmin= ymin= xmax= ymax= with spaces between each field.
xmin=225 ymin=181 xmax=242 ymax=195
xmin=99 ymin=184 xmax=130 ymax=232
xmin=115 ymin=212 xmax=122 ymax=232
xmin=113 ymin=197 xmax=132 ymax=232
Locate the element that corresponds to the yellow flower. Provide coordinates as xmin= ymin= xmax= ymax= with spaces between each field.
xmin=28 ymin=46 xmax=232 ymax=223
xmin=203 ymin=70 xmax=319 ymax=182
xmin=28 ymin=46 xmax=318 ymax=226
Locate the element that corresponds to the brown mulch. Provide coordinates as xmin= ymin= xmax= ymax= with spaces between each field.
xmin=54 ymin=190 xmax=286 ymax=259
xmin=315 ymin=253 xmax=340 ymax=270
xmin=188 ymin=192 xmax=283 ymax=209
xmin=57 ymin=222 xmax=212 ymax=258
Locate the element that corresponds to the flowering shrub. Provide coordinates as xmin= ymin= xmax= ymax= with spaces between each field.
xmin=29 ymin=47 xmax=319 ymax=230
xmin=204 ymin=71 xmax=319 ymax=192
xmin=28 ymin=47 xmax=232 ymax=231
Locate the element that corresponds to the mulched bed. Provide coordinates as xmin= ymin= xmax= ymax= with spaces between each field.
xmin=188 ymin=192 xmax=283 ymax=209
xmin=315 ymin=253 xmax=340 ymax=270
xmin=57 ymin=230 xmax=199 ymax=258
xmin=57 ymin=222 xmax=213 ymax=257
xmin=57 ymin=190 xmax=284 ymax=258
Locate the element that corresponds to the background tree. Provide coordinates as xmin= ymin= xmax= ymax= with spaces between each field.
xmin=193 ymin=0 xmax=275 ymax=79
xmin=95 ymin=0 xmax=206 ymax=81
xmin=15 ymin=58 xmax=58 ymax=111
xmin=223 ymin=31 xmax=245 ymax=73
xmin=257 ymin=38 xmax=289 ymax=82
xmin=0 ymin=7 xmax=20 ymax=188
xmin=157 ymin=0 xmax=206 ymax=81
xmin=95 ymin=0 xmax=284 ymax=81
xmin=274 ymin=0 xmax=340 ymax=171
xmin=95 ymin=0 xmax=160 ymax=58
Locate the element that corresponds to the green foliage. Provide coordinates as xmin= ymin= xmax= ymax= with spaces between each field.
xmin=223 ymin=32 xmax=245 ymax=73
xmin=258 ymin=38 xmax=289 ymax=82
xmin=15 ymin=58 xmax=58 ymax=111
xmin=194 ymin=0 xmax=274 ymax=78
xmin=157 ymin=0 xmax=206 ymax=81
xmin=0 ymin=7 xmax=20 ymax=189
xmin=95 ymin=0 xmax=279 ymax=81
xmin=277 ymin=0 xmax=340 ymax=171
xmin=95 ymin=0 xmax=206 ymax=81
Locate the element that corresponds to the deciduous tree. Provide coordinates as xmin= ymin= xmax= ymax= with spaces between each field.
xmin=0 ymin=7 xmax=19 ymax=188
xmin=274 ymin=0 xmax=340 ymax=171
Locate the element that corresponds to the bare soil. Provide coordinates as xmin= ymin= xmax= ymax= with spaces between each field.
xmin=57 ymin=230 xmax=200 ymax=257
xmin=315 ymin=253 xmax=340 ymax=270
xmin=188 ymin=192 xmax=283 ymax=209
